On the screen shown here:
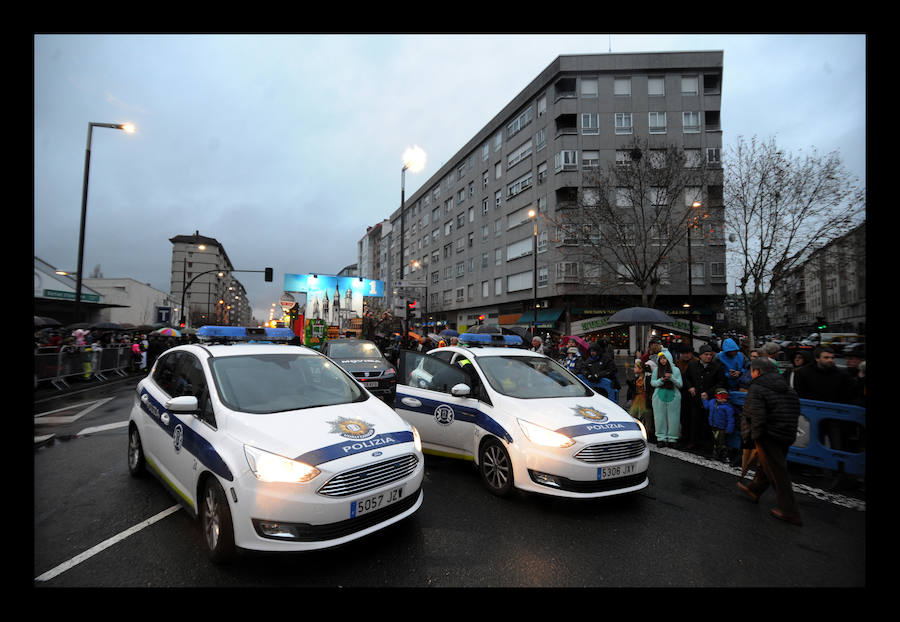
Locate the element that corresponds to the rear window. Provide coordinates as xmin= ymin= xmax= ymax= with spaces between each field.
xmin=208 ymin=353 xmax=365 ymax=413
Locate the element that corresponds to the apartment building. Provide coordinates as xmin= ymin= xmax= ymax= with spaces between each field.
xmin=361 ymin=51 xmax=727 ymax=342
xmin=771 ymin=221 xmax=866 ymax=336
xmin=169 ymin=231 xmax=252 ymax=327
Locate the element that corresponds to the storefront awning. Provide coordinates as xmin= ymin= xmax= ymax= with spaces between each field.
xmin=516 ymin=308 xmax=564 ymax=326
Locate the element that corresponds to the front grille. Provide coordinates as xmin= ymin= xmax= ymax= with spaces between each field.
xmin=351 ymin=370 xmax=382 ymax=379
xmin=317 ymin=454 xmax=419 ymax=498
xmin=575 ymin=439 xmax=647 ymax=464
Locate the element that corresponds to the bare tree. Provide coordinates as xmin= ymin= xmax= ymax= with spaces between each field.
xmin=724 ymin=135 xmax=865 ymax=344
xmin=544 ymin=138 xmax=716 ymax=307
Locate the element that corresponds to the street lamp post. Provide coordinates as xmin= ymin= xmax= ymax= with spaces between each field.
xmin=73 ymin=122 xmax=135 ymax=324
xmin=528 ymin=209 xmax=538 ymax=338
xmin=687 ymin=200 xmax=707 ymax=347
xmin=400 ymin=146 xmax=426 ymax=343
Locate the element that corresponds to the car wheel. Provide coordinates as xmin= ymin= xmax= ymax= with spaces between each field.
xmin=201 ymin=477 xmax=236 ymax=563
xmin=479 ymin=437 xmax=514 ymax=496
xmin=127 ymin=425 xmax=146 ymax=477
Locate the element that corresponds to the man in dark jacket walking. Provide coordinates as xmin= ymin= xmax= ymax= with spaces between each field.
xmin=737 ymin=357 xmax=802 ymax=526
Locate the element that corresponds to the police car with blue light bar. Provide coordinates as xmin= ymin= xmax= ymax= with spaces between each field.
xmin=397 ymin=334 xmax=649 ymax=499
xmin=127 ymin=326 xmax=424 ymax=562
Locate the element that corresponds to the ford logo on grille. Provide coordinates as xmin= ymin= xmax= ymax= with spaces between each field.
xmin=372 ymin=451 xmax=383 ymax=457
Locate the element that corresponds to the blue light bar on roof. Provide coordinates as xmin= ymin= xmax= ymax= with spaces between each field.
xmin=458 ymin=333 xmax=523 ymax=347
xmin=196 ymin=326 xmax=296 ymax=342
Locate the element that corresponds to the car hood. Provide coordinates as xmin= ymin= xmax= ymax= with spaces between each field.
xmin=224 ymin=398 xmax=414 ymax=467
xmin=493 ymin=393 xmax=642 ymax=440
xmin=331 ymin=357 xmax=392 ymax=373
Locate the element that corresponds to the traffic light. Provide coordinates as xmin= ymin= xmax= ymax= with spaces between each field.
xmin=406 ymin=300 xmax=417 ymax=319
xmin=264 ymin=267 xmax=273 ymax=282
xmin=179 ymin=320 xmax=186 ymax=329
xmin=476 ymin=314 xmax=485 ymax=324
xmin=816 ymin=317 xmax=827 ymax=331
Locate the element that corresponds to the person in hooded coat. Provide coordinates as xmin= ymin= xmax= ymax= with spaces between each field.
xmin=650 ymin=350 xmax=682 ymax=447
xmin=717 ymin=338 xmax=747 ymax=392
xmin=737 ymin=357 xmax=802 ymax=526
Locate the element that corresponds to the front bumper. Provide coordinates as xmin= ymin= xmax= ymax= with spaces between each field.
xmin=510 ymin=438 xmax=650 ymax=499
xmin=229 ymin=452 xmax=424 ymax=552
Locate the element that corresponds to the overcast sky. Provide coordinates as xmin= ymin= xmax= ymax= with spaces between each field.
xmin=33 ymin=34 xmax=866 ymax=323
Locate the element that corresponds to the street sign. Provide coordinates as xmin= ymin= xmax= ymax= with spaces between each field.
xmin=156 ymin=306 xmax=172 ymax=324
xmin=395 ymin=279 xmax=427 ymax=288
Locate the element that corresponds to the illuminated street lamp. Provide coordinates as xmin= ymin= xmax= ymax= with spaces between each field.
xmin=73 ymin=121 xmax=136 ymax=324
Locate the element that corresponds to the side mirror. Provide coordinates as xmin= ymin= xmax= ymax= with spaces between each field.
xmin=450 ymin=383 xmax=471 ymax=398
xmin=166 ymin=395 xmax=199 ymax=414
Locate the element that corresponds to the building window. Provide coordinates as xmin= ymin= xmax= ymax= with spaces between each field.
xmin=507 ymin=270 xmax=533 ymax=292
xmin=615 ymin=112 xmax=633 ymax=134
xmin=554 ymin=150 xmax=578 ymax=171
xmin=581 ymin=113 xmax=599 ymax=135
xmin=685 ymin=149 xmax=702 ymax=168
xmin=648 ymin=76 xmax=665 ymax=96
xmin=537 ymin=266 xmax=548 ymax=287
xmin=537 ymin=230 xmax=548 ymax=253
xmin=707 ymin=147 xmax=721 ymax=167
xmin=507 ymin=171 xmax=533 ymax=198
xmin=614 ymin=77 xmax=631 ymax=96
xmin=582 ymin=150 xmax=599 ymax=169
xmin=508 ymin=139 xmax=533 ymax=168
xmin=537 ymin=94 xmax=547 ymax=117
xmin=616 ymin=150 xmax=632 ymax=166
xmin=507 ymin=107 xmax=533 ymax=138
xmin=580 ymin=78 xmax=598 ymax=97
xmin=649 ymin=111 xmax=667 ymax=134
xmin=506 ymin=237 xmax=533 ymax=261
xmin=681 ymin=76 xmax=699 ymax=95
xmin=494 ymin=278 xmax=502 ymax=296
xmin=482 ymin=280 xmax=489 ymax=298
xmin=683 ymin=111 xmax=701 ymax=133
xmin=535 ymin=127 xmax=546 ymax=151
xmin=495 ymin=190 xmax=502 ymax=209
xmin=691 ymin=262 xmax=705 ymax=285
xmin=556 ymin=262 xmax=579 ymax=281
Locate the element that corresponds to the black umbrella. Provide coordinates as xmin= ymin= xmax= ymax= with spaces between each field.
xmin=90 ymin=321 xmax=123 ymax=330
xmin=469 ymin=324 xmax=502 ymax=334
xmin=607 ymin=307 xmax=676 ymax=325
xmin=65 ymin=322 xmax=92 ymax=330
xmin=34 ymin=316 xmax=61 ymax=327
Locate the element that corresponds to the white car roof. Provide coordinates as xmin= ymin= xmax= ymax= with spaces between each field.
xmin=439 ymin=346 xmax=542 ymax=359
xmin=178 ymin=343 xmax=322 ymax=359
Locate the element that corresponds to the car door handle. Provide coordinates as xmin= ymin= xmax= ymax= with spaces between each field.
xmin=160 ymin=413 xmax=170 ymax=426
xmin=400 ymin=397 xmax=422 ymax=408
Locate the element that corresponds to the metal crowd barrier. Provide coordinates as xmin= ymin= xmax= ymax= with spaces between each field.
xmin=34 ymin=344 xmax=136 ymax=391
xmin=728 ymin=391 xmax=866 ymax=477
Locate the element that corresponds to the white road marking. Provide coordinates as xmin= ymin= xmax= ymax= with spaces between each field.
xmin=34 ymin=505 xmax=182 ymax=582
xmin=34 ymin=396 xmax=115 ymax=424
xmin=651 ymin=445 xmax=865 ymax=511
xmin=76 ymin=421 xmax=129 ymax=436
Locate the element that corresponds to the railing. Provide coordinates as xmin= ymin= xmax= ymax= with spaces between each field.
xmin=728 ymin=391 xmax=865 ymax=477
xmin=34 ymin=344 xmax=137 ymax=391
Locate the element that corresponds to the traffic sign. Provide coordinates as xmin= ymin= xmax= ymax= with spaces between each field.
xmin=395 ymin=279 xmax=427 ymax=287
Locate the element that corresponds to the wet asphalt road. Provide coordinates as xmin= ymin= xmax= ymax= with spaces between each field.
xmin=33 ymin=377 xmax=867 ymax=588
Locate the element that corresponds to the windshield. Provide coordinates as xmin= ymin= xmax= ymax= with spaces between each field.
xmin=327 ymin=341 xmax=382 ymax=359
xmin=477 ymin=355 xmax=592 ymax=399
xmin=208 ymin=353 xmax=365 ymax=413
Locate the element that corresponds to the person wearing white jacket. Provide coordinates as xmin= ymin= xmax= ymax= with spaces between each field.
xmin=650 ymin=350 xmax=683 ymax=448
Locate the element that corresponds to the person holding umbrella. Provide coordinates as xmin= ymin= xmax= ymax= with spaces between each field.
xmin=737 ymin=357 xmax=803 ymax=526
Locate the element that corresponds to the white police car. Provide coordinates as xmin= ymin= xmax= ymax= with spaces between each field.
xmin=397 ymin=334 xmax=649 ymax=499
xmin=127 ymin=326 xmax=424 ymax=562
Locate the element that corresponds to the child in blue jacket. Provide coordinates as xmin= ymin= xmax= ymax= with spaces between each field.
xmin=703 ymin=388 xmax=737 ymax=463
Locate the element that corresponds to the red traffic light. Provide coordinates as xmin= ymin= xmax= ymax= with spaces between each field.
xmin=407 ymin=300 xmax=418 ymax=310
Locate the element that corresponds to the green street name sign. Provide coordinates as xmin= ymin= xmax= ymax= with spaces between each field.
xmin=43 ymin=289 xmax=100 ymax=302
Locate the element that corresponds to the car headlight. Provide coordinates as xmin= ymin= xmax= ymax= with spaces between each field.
xmin=517 ymin=419 xmax=575 ymax=448
xmin=244 ymin=445 xmax=321 ymax=483
xmin=635 ymin=418 xmax=648 ymax=441
xmin=411 ymin=425 xmax=422 ymax=453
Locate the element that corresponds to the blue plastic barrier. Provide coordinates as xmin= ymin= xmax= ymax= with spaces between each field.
xmin=577 ymin=375 xmax=619 ymax=405
xmin=728 ymin=391 xmax=865 ymax=476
